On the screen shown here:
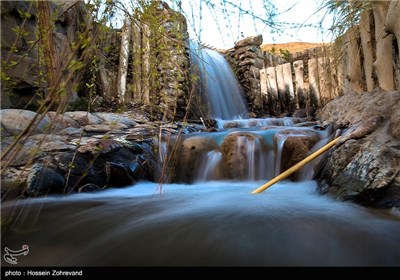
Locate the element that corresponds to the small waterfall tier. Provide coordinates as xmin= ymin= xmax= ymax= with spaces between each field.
xmin=190 ymin=42 xmax=248 ymax=120
xmin=158 ymin=118 xmax=333 ymax=183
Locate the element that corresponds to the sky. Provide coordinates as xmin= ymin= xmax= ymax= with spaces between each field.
xmin=112 ymin=0 xmax=334 ymax=49
xmin=166 ymin=0 xmax=334 ymax=49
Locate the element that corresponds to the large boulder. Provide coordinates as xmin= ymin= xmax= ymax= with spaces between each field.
xmin=317 ymin=91 xmax=400 ymax=207
xmin=1 ymin=167 xmax=32 ymax=199
xmin=317 ymin=90 xmax=399 ymax=127
xmin=64 ymin=111 xmax=103 ymax=126
xmin=318 ymin=136 xmax=400 ymax=207
xmin=94 ymin=112 xmax=137 ymax=127
xmin=26 ymin=163 xmax=65 ymax=196
xmin=388 ymin=108 xmax=400 ymax=139
xmin=280 ymin=135 xmax=320 ymax=178
xmin=46 ymin=111 xmax=80 ymax=130
xmin=234 ymin=35 xmax=263 ymax=48
xmin=221 ymin=132 xmax=267 ymax=180
xmin=176 ymin=136 xmax=219 ymax=182
xmin=0 ymin=109 xmax=51 ymax=135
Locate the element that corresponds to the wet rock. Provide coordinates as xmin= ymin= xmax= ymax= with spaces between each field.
xmin=77 ymin=139 xmax=122 ymax=155
xmin=388 ymin=109 xmax=400 ymax=139
xmin=52 ymin=139 xmax=152 ymax=191
xmin=221 ymin=132 xmax=266 ymax=179
xmin=46 ymin=112 xmax=80 ymax=130
xmin=1 ymin=167 xmax=32 ymax=199
xmin=105 ymin=162 xmax=138 ymax=187
xmin=65 ymin=111 xmax=103 ymax=126
xmin=59 ymin=127 xmax=84 ymax=136
xmin=84 ymin=123 xmax=128 ymax=133
xmin=293 ymin=108 xmax=314 ymax=118
xmin=318 ymin=138 xmax=400 ymax=207
xmin=26 ymin=164 xmax=65 ymax=196
xmin=0 ymin=109 xmax=51 ymax=135
xmin=94 ymin=112 xmax=137 ymax=127
xmin=280 ymin=135 xmax=320 ymax=177
xmin=224 ymin=122 xmax=239 ymax=129
xmin=78 ymin=184 xmax=103 ymax=193
xmin=317 ymin=90 xmax=400 ymax=207
xmin=177 ymin=136 xmax=219 ymax=182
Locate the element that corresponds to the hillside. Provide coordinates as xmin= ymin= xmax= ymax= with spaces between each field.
xmin=261 ymin=42 xmax=325 ymax=53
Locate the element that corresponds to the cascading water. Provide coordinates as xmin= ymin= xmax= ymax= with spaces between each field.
xmin=176 ymin=122 xmax=331 ymax=183
xmin=195 ymin=151 xmax=224 ymax=182
xmin=190 ymin=42 xmax=248 ymax=120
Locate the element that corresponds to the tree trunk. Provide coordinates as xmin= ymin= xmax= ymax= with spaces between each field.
xmin=117 ymin=16 xmax=131 ymax=103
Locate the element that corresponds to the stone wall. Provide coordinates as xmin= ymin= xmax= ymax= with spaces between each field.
xmin=116 ymin=2 xmax=190 ymax=121
xmin=225 ymin=35 xmax=265 ymax=116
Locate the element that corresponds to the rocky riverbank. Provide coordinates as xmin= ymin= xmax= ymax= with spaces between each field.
xmin=316 ymin=90 xmax=400 ymax=207
xmin=1 ymin=109 xmax=205 ymax=199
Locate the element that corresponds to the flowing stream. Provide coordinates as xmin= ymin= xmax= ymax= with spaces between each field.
xmin=2 ymin=181 xmax=399 ymax=266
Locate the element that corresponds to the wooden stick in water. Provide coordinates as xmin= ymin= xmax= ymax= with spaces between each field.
xmin=251 ymin=136 xmax=340 ymax=194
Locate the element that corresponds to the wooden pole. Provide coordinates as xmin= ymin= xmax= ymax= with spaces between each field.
xmin=251 ymin=136 xmax=340 ymax=194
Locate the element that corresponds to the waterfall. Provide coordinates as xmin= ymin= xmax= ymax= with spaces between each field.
xmin=190 ymin=42 xmax=248 ymax=120
xmin=195 ymin=151 xmax=224 ymax=182
xmin=274 ymin=135 xmax=287 ymax=177
xmin=245 ymin=137 xmax=268 ymax=181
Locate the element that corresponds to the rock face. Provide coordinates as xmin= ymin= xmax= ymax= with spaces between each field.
xmin=317 ymin=91 xmax=400 ymax=207
xmin=1 ymin=1 xmax=86 ymax=108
